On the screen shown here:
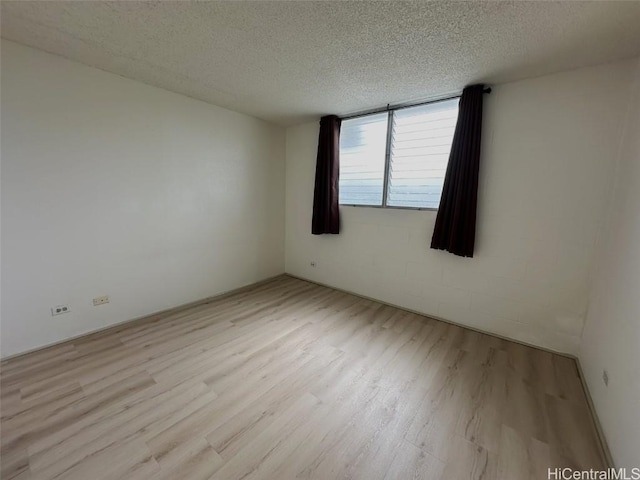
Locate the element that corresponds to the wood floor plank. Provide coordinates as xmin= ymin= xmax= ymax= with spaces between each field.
xmin=0 ymin=276 xmax=607 ymax=479
xmin=208 ymin=392 xmax=322 ymax=480
xmin=440 ymin=434 xmax=498 ymax=480
xmin=383 ymin=440 xmax=445 ymax=480
xmin=496 ymin=425 xmax=551 ymax=480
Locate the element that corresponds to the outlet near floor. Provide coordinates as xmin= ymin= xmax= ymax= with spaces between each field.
xmin=51 ymin=305 xmax=70 ymax=316
xmin=93 ymin=295 xmax=110 ymax=306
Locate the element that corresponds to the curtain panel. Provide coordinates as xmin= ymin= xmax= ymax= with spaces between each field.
xmin=431 ymin=84 xmax=485 ymax=257
xmin=312 ymin=115 xmax=342 ymax=235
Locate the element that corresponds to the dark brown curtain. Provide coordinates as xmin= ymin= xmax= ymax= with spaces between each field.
xmin=431 ymin=84 xmax=485 ymax=257
xmin=312 ymin=115 xmax=341 ymax=235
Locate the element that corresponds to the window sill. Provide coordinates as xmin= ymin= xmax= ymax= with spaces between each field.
xmin=339 ymin=204 xmax=438 ymax=212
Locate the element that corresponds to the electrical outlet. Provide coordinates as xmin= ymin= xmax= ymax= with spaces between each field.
xmin=310 ymin=261 xmax=317 ymax=267
xmin=51 ymin=305 xmax=70 ymax=316
xmin=602 ymin=370 xmax=609 ymax=386
xmin=93 ymin=295 xmax=110 ymax=306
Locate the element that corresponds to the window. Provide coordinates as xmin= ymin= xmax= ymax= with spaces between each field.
xmin=339 ymin=98 xmax=459 ymax=209
xmin=338 ymin=112 xmax=388 ymax=206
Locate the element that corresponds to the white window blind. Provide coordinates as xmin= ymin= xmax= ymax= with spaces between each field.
xmin=338 ymin=97 xmax=459 ymax=209
xmin=338 ymin=112 xmax=388 ymax=206
xmin=387 ymin=99 xmax=459 ymax=209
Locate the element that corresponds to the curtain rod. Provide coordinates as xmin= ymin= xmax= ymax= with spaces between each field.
xmin=340 ymin=87 xmax=491 ymax=121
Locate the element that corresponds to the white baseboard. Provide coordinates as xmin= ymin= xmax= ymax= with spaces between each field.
xmin=285 ymin=273 xmax=614 ymax=467
xmin=1 ymin=273 xmax=287 ymax=362
xmin=2 ymin=271 xmax=614 ymax=468
xmin=574 ymin=358 xmax=615 ymax=467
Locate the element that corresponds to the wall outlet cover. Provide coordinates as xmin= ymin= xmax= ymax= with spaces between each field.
xmin=51 ymin=305 xmax=70 ymax=316
xmin=93 ymin=295 xmax=110 ymax=306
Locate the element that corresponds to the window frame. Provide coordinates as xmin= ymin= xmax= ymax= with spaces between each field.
xmin=339 ymin=95 xmax=460 ymax=211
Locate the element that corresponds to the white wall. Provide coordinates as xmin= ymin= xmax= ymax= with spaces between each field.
xmin=285 ymin=59 xmax=637 ymax=355
xmin=579 ymin=58 xmax=640 ymax=468
xmin=0 ymin=41 xmax=285 ymax=358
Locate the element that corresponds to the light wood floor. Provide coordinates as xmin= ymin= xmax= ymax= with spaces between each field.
xmin=1 ymin=275 xmax=607 ymax=480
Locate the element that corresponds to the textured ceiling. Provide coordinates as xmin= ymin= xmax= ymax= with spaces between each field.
xmin=2 ymin=1 xmax=640 ymax=126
